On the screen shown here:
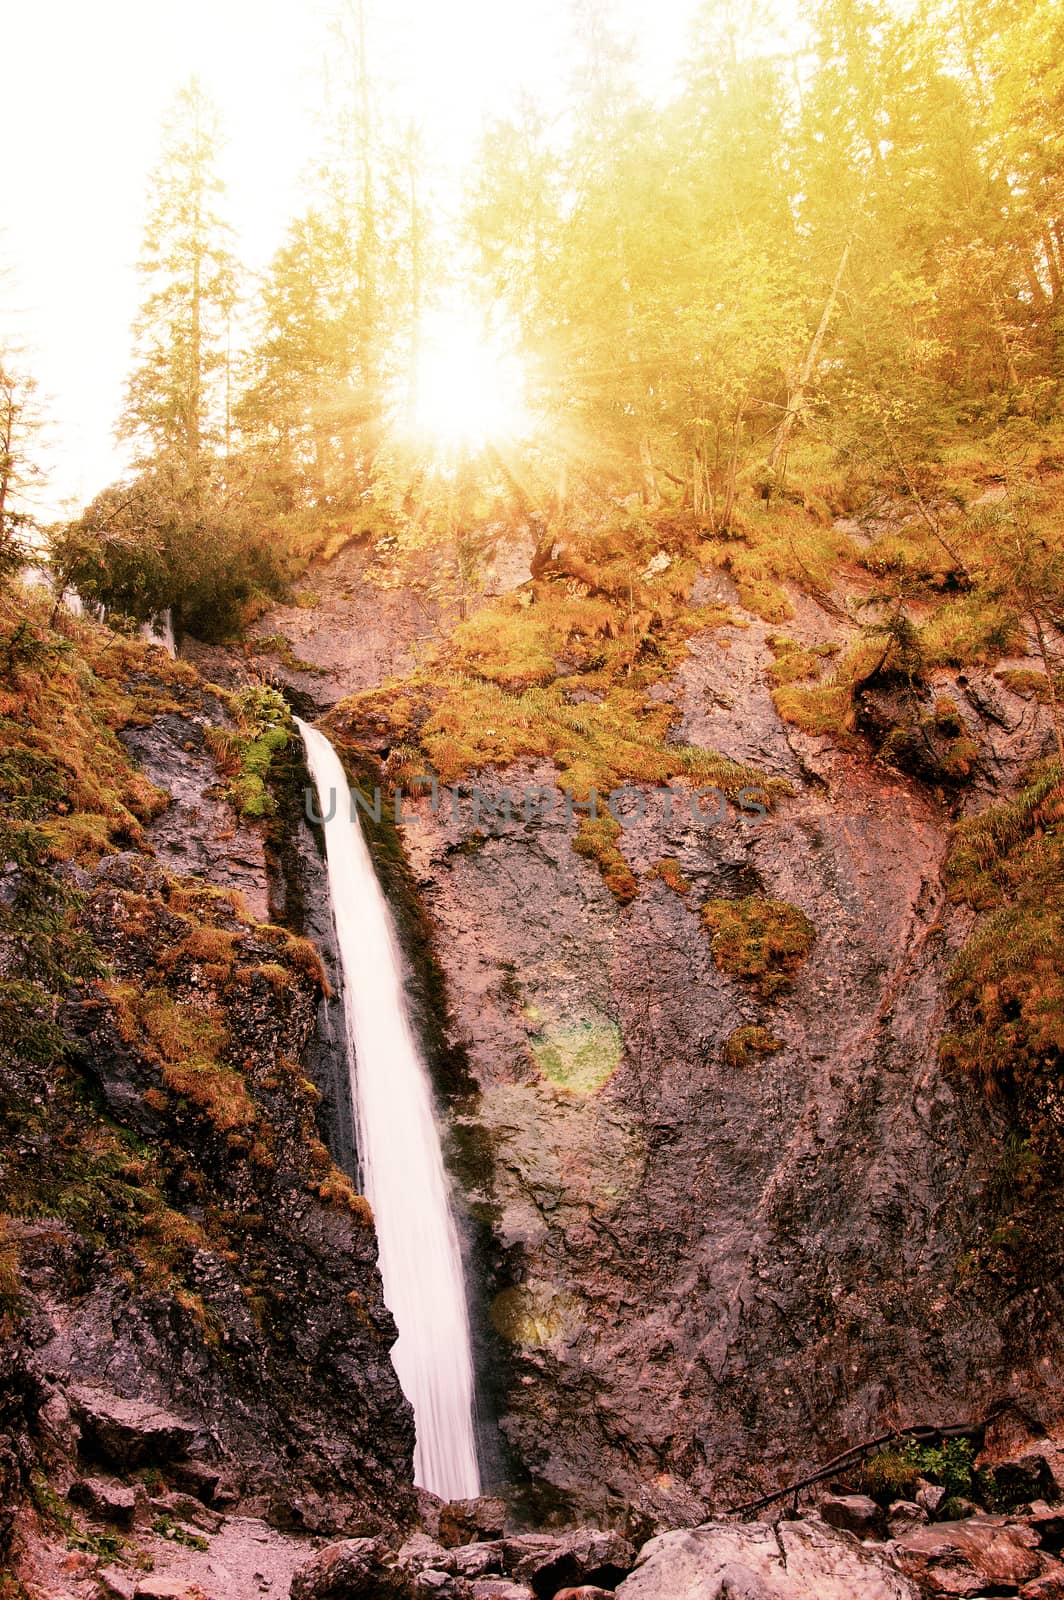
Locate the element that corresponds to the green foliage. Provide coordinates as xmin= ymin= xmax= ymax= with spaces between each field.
xmin=859 ymin=1438 xmax=977 ymax=1505
xmin=940 ymin=762 xmax=1064 ymax=1151
xmin=701 ymin=896 xmax=816 ymax=998
xmin=207 ymin=683 xmax=292 ymax=819
xmin=73 ymin=466 xmax=290 ymax=644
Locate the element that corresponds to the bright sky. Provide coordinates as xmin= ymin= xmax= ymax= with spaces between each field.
xmin=1 ymin=0 xmax=719 ymax=515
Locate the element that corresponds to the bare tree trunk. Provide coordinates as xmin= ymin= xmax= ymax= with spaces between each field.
xmin=1023 ymin=252 xmax=1049 ymax=309
xmin=639 ymin=434 xmax=660 ymax=508
xmin=768 ymin=236 xmax=852 ymax=475
xmin=1042 ymin=228 xmax=1062 ymax=302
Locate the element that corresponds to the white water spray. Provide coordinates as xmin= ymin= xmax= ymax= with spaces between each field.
xmin=140 ymin=609 xmax=176 ymax=656
xmin=296 ymin=718 xmax=481 ymax=1501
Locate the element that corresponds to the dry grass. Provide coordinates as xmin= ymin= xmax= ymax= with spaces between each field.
xmin=105 ymin=982 xmax=256 ymax=1132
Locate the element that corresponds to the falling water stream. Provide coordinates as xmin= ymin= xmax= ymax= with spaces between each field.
xmin=296 ymin=718 xmax=481 ymax=1501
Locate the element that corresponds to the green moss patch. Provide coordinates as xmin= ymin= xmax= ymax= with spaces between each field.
xmin=207 ymin=683 xmax=292 ymax=819
xmin=723 ymin=1024 xmax=782 ymax=1067
xmin=701 ymin=896 xmax=816 ymax=998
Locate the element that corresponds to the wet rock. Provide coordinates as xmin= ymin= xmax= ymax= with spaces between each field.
xmin=917 ymin=1484 xmax=948 ymax=1518
xmin=439 ymin=1497 xmax=508 ymax=1548
xmin=69 ymin=1474 xmax=137 ymax=1527
xmin=67 ymin=1386 xmax=196 ymax=1471
xmin=97 ymin=1567 xmax=137 ymax=1600
xmin=615 ymin=1518 xmax=917 ymax=1598
xmin=290 ymin=1537 xmax=411 ymax=1599
xmin=510 ymin=1529 xmax=636 ymax=1597
xmin=888 ymin=1501 xmax=929 ymax=1538
xmin=451 ymin=1542 xmax=505 ymax=1579
xmin=891 ymin=1519 xmax=1046 ymax=1596
xmin=819 ymin=1493 xmax=886 ymax=1539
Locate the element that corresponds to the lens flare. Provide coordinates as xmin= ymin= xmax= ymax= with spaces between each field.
xmin=409 ymin=308 xmax=530 ymax=453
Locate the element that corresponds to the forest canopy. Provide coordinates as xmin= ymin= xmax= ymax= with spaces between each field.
xmin=6 ymin=0 xmax=1063 ymax=637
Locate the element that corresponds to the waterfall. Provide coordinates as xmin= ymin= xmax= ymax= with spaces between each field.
xmin=296 ymin=718 xmax=481 ymax=1502
xmin=140 ymin=609 xmax=176 ymax=656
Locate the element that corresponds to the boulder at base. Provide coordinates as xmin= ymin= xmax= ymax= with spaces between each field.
xmin=616 ymin=1518 xmax=918 ymax=1600
xmin=890 ymin=1519 xmax=1051 ymax=1597
xmin=290 ymin=1537 xmax=410 ymax=1599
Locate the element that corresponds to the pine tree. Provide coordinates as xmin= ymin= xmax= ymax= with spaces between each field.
xmin=121 ymin=80 xmax=238 ymax=481
xmin=0 ymin=348 xmax=42 ymax=575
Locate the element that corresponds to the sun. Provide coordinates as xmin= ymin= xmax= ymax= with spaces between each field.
xmin=409 ymin=308 xmax=530 ymax=454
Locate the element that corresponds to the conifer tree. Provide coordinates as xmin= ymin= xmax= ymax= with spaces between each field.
xmin=121 ymin=79 xmax=238 ymax=482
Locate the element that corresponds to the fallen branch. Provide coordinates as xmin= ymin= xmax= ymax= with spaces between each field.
xmin=725 ymin=1420 xmax=986 ymax=1519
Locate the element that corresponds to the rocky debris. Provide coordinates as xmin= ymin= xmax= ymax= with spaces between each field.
xmin=133 ymin=1579 xmax=208 ymax=1600
xmin=167 ymin=1459 xmax=222 ymax=1505
xmin=149 ymin=1491 xmax=224 ymax=1534
xmin=67 ymin=1386 xmax=198 ymax=1471
xmin=509 ymin=1528 xmax=636 ymax=1596
xmin=916 ymin=1484 xmax=949 ymax=1518
xmin=615 ymin=1517 xmax=919 ymax=1599
xmin=400 ymin=1533 xmax=459 ymax=1574
xmin=452 ymin=1543 xmax=506 ymax=1578
xmin=293 ymin=1526 xmax=636 ymax=1600
xmin=98 ymin=1567 xmax=138 ymax=1600
xmin=439 ymin=1497 xmax=508 ymax=1548
xmin=888 ymin=1501 xmax=930 ymax=1538
xmin=1030 ymin=1504 xmax=1064 ymax=1554
xmin=412 ymin=1575 xmax=472 ymax=1598
xmin=819 ymin=1492 xmax=886 ymax=1540
xmin=551 ymin=1590 xmax=614 ymax=1600
xmin=291 ymin=1537 xmax=411 ymax=1599
xmin=995 ymin=1457 xmax=1062 ymax=1507
xmin=68 ymin=1474 xmax=137 ymax=1527
xmin=890 ymin=1518 xmax=1052 ymax=1597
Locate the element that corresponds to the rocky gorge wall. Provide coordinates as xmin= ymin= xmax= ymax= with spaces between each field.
xmin=301 ymin=542 xmax=1064 ymax=1529
xmin=0 ymin=625 xmax=417 ymax=1585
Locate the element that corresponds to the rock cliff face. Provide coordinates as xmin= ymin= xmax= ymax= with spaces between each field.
xmin=0 ymin=637 xmax=415 ymax=1573
xmin=321 ymin=565 xmax=1064 ymax=1527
